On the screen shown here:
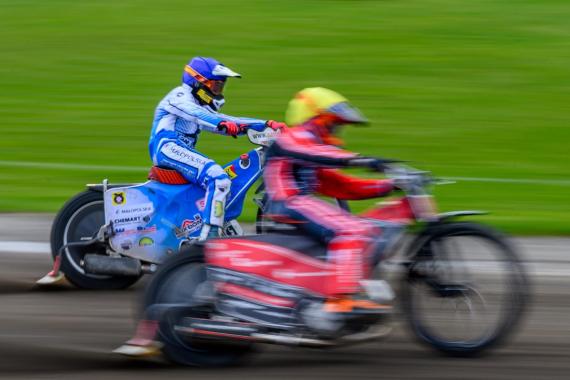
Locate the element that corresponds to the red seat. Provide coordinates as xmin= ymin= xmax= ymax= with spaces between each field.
xmin=148 ymin=166 xmax=189 ymax=185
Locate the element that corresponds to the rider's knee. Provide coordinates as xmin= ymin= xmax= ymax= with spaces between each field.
xmin=204 ymin=165 xmax=231 ymax=194
xmin=214 ymin=176 xmax=231 ymax=194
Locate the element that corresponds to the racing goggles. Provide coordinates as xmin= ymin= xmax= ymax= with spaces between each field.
xmin=207 ymin=79 xmax=226 ymax=96
xmin=185 ymin=65 xmax=226 ymax=95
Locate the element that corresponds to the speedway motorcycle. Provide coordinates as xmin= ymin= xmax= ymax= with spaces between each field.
xmin=134 ymin=163 xmax=528 ymax=366
xmin=37 ymin=127 xmax=281 ymax=290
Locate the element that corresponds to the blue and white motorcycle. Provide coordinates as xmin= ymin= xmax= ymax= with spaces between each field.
xmin=37 ymin=127 xmax=280 ymax=290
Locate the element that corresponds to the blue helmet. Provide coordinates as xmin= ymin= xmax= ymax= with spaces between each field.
xmin=182 ymin=57 xmax=241 ymax=111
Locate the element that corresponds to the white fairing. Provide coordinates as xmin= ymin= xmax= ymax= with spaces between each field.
xmin=104 ymin=185 xmax=160 ymax=261
xmin=247 ymin=127 xmax=281 ymax=147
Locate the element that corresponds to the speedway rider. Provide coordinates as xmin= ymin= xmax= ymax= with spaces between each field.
xmin=264 ymin=87 xmax=400 ymax=312
xmin=149 ymin=57 xmax=285 ymax=240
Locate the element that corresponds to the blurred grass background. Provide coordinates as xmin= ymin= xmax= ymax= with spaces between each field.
xmin=0 ymin=0 xmax=568 ymax=234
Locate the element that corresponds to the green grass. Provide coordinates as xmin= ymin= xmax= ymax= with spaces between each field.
xmin=1 ymin=0 xmax=569 ymax=234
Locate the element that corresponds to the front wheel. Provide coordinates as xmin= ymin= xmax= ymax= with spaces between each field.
xmin=143 ymin=246 xmax=254 ymax=367
xmin=51 ymin=190 xmax=141 ymax=290
xmin=401 ymin=222 xmax=528 ymax=356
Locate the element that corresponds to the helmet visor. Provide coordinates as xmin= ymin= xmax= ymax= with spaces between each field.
xmin=207 ymin=80 xmax=226 ymax=96
xmin=327 ymin=102 xmax=368 ymax=124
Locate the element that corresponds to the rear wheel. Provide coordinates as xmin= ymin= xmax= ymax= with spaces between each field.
xmin=401 ymin=222 xmax=528 ymax=356
xmin=143 ymin=246 xmax=254 ymax=367
xmin=51 ymin=190 xmax=141 ymax=290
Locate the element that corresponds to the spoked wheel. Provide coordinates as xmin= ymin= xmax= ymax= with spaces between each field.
xmin=143 ymin=245 xmax=254 ymax=367
xmin=51 ymin=190 xmax=141 ymax=289
xmin=402 ymin=222 xmax=528 ymax=356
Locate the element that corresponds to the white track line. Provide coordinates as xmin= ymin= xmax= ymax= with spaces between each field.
xmin=2 ymin=240 xmax=569 ymax=277
xmin=0 ymin=160 xmax=147 ymax=172
xmin=1 ymin=160 xmax=568 ymax=185
xmin=443 ymin=176 xmax=570 ymax=186
xmin=0 ymin=241 xmax=50 ymax=254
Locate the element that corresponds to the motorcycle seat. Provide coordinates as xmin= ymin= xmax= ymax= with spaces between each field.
xmin=241 ymin=231 xmax=328 ymax=261
xmin=148 ymin=166 xmax=189 ymax=185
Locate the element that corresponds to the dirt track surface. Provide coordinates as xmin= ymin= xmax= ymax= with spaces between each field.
xmin=0 ymin=216 xmax=569 ymax=379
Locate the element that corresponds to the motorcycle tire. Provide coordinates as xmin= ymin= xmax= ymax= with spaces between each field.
xmin=50 ymin=190 xmax=141 ymax=290
xmin=143 ymin=245 xmax=254 ymax=367
xmin=401 ymin=222 xmax=529 ymax=356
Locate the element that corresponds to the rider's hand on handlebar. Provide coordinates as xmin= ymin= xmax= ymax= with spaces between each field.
xmin=265 ymin=120 xmax=287 ymax=131
xmin=217 ymin=121 xmax=246 ymax=138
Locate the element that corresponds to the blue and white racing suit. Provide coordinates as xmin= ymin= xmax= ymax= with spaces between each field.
xmin=149 ymin=84 xmax=267 ymax=228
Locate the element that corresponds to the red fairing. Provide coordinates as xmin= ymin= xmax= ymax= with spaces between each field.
xmin=360 ymin=197 xmax=415 ymax=224
xmin=206 ymin=240 xmax=342 ymax=296
xmin=316 ymin=168 xmax=393 ymax=200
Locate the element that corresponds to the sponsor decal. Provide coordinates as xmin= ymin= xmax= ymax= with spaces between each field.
xmin=114 ymin=203 xmax=154 ymax=216
xmin=223 ymin=223 xmax=238 ymax=236
xmin=229 ymin=257 xmax=282 ymax=267
xmin=175 ymin=214 xmax=203 ymax=238
xmin=195 ymin=198 xmax=205 ymax=211
xmin=138 ymin=237 xmax=154 ymax=247
xmin=224 ymin=165 xmax=237 ymax=180
xmin=112 ymin=191 xmax=126 ymax=206
xmin=214 ymin=201 xmax=224 ymax=217
xmin=273 ymin=269 xmax=333 ymax=279
xmin=113 ymin=216 xmax=141 ymax=225
xmin=121 ymin=240 xmax=132 ymax=251
xmin=115 ymin=225 xmax=157 ymax=236
xmin=164 ymin=144 xmax=208 ymax=167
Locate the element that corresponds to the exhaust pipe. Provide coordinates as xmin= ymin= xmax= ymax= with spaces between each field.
xmin=175 ymin=318 xmax=392 ymax=348
xmin=83 ymin=254 xmax=142 ymax=276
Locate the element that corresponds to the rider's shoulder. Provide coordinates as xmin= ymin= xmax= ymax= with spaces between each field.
xmin=162 ymin=85 xmax=197 ymax=106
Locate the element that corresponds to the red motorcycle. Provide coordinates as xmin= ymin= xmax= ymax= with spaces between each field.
xmin=134 ymin=163 xmax=528 ymax=366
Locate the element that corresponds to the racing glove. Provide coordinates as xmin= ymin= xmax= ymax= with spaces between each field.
xmin=217 ymin=121 xmax=247 ymax=138
xmin=265 ymin=120 xmax=287 ymax=131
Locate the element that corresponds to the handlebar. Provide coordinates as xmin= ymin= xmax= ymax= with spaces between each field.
xmin=349 ymin=157 xmax=404 ymax=172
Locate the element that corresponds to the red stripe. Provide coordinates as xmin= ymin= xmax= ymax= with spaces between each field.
xmin=219 ymin=283 xmax=295 ymax=308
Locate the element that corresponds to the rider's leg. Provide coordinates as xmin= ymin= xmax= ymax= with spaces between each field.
xmin=155 ymin=141 xmax=230 ymax=239
xmin=198 ymin=164 xmax=231 ymax=240
xmin=275 ymin=195 xmax=379 ymax=297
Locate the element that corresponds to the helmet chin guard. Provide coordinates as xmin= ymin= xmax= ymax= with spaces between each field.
xmin=192 ymin=84 xmax=225 ymax=111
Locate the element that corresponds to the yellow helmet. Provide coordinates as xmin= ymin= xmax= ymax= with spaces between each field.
xmin=285 ymin=87 xmax=368 ymax=126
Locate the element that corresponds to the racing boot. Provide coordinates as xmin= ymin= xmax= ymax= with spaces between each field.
xmin=326 ymin=279 xmax=395 ymax=314
xmin=301 ymin=281 xmax=394 ymax=338
xmin=198 ymin=224 xmax=220 ymax=241
xmin=113 ymin=319 xmax=162 ymax=357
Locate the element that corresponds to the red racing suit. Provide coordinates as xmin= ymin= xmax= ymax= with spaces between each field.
xmin=263 ymin=123 xmax=394 ymax=296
